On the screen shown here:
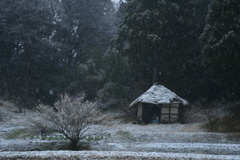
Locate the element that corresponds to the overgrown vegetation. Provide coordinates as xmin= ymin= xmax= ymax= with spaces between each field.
xmin=116 ymin=130 xmax=132 ymax=140
xmin=221 ymin=115 xmax=240 ymax=132
xmin=4 ymin=128 xmax=36 ymax=140
xmin=204 ymin=115 xmax=240 ymax=133
xmin=203 ymin=103 xmax=240 ymax=132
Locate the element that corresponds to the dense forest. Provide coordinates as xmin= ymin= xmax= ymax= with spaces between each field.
xmin=0 ymin=0 xmax=240 ymax=112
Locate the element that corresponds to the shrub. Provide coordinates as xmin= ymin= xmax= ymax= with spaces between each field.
xmin=31 ymin=94 xmax=98 ymax=150
xmin=204 ymin=118 xmax=221 ymax=132
xmin=221 ymin=115 xmax=240 ymax=132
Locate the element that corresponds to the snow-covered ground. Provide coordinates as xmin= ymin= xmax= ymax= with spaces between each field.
xmin=0 ymin=100 xmax=240 ymax=159
xmin=1 ymin=151 xmax=240 ymax=160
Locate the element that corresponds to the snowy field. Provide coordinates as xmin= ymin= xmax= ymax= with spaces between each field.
xmin=0 ymin=100 xmax=240 ymax=159
xmin=1 ymin=151 xmax=240 ymax=160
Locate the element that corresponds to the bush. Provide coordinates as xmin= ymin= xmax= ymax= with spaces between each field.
xmin=204 ymin=115 xmax=240 ymax=132
xmin=202 ymin=101 xmax=240 ymax=132
xmin=221 ymin=115 xmax=240 ymax=132
xmin=31 ymin=94 xmax=98 ymax=150
xmin=203 ymin=118 xmax=221 ymax=132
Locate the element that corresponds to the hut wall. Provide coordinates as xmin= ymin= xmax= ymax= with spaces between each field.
xmin=161 ymin=103 xmax=179 ymax=123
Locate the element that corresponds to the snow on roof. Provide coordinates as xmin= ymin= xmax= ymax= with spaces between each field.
xmin=129 ymin=84 xmax=189 ymax=107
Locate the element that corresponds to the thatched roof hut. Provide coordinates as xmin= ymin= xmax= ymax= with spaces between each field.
xmin=130 ymin=84 xmax=189 ymax=124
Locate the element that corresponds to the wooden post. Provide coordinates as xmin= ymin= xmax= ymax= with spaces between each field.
xmin=137 ymin=103 xmax=143 ymax=123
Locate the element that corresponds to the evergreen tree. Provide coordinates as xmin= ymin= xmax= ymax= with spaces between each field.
xmin=54 ymin=0 xmax=117 ymax=99
xmin=115 ymin=0 xmax=210 ymax=99
xmin=97 ymin=49 xmax=132 ymax=109
xmin=0 ymin=0 xmax=117 ymax=106
xmin=0 ymin=0 xmax=62 ymax=107
xmin=200 ymin=0 xmax=240 ymax=100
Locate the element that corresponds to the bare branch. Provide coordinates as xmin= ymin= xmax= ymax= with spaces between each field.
xmin=30 ymin=94 xmax=98 ymax=150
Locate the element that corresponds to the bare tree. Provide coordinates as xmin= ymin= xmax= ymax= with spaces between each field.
xmin=32 ymin=94 xmax=98 ymax=150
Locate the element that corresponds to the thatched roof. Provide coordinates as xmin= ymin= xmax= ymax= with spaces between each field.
xmin=129 ymin=84 xmax=189 ymax=107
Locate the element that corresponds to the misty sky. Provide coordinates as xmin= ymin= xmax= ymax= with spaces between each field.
xmin=112 ymin=0 xmax=120 ymax=3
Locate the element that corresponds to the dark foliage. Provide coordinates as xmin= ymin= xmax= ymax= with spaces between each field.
xmin=0 ymin=0 xmax=116 ymax=106
xmin=200 ymin=0 xmax=240 ymax=100
xmin=115 ymin=0 xmax=210 ymax=101
xmin=0 ymin=0 xmax=239 ymax=116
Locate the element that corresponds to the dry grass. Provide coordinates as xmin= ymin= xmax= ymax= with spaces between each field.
xmin=202 ymin=114 xmax=240 ymax=133
xmin=3 ymin=128 xmax=36 ymax=140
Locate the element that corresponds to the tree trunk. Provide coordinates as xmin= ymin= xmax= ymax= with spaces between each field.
xmin=69 ymin=139 xmax=79 ymax=150
xmin=152 ymin=66 xmax=159 ymax=84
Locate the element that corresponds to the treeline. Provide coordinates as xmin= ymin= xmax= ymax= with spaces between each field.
xmin=111 ymin=0 xmax=240 ymax=105
xmin=0 ymin=0 xmax=117 ymax=107
xmin=0 ymin=0 xmax=240 ymax=110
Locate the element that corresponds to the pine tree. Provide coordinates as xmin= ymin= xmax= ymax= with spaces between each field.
xmin=0 ymin=0 xmax=61 ymax=107
xmin=115 ymin=0 xmax=210 ymax=99
xmin=200 ymin=0 xmax=240 ymax=99
xmin=0 ymin=0 xmax=117 ymax=106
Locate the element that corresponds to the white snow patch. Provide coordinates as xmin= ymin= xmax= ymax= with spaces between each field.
xmin=0 ymin=151 xmax=239 ymax=160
